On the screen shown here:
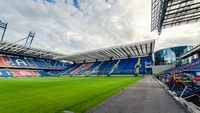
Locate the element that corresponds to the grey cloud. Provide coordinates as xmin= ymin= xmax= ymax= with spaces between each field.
xmin=0 ymin=0 xmax=199 ymax=56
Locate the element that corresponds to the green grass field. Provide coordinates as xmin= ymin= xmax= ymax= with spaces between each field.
xmin=0 ymin=76 xmax=142 ymax=113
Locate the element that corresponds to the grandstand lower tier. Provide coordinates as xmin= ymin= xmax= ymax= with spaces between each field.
xmin=0 ymin=56 xmax=153 ymax=77
xmin=0 ymin=69 xmax=52 ymax=77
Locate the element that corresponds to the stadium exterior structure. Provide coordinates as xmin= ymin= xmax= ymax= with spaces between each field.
xmin=150 ymin=45 xmax=193 ymax=76
xmin=0 ymin=39 xmax=155 ymax=77
xmin=154 ymin=45 xmax=193 ymax=65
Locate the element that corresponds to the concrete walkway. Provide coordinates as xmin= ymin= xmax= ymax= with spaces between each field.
xmin=86 ymin=76 xmax=188 ymax=113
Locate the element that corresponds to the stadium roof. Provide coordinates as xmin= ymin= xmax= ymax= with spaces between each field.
xmin=55 ymin=39 xmax=155 ymax=63
xmin=180 ymin=44 xmax=200 ymax=59
xmin=0 ymin=41 xmax=65 ymax=60
xmin=151 ymin=0 xmax=200 ymax=34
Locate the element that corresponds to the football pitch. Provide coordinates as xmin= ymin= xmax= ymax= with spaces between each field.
xmin=0 ymin=76 xmax=142 ymax=113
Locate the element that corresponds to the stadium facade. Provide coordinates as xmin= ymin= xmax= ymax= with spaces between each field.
xmin=154 ymin=46 xmax=193 ymax=65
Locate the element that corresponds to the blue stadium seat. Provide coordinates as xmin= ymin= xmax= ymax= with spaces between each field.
xmin=98 ymin=61 xmax=111 ymax=72
xmin=87 ymin=62 xmax=100 ymax=71
xmin=0 ymin=70 xmax=13 ymax=77
xmin=9 ymin=57 xmax=31 ymax=68
xmin=102 ymin=60 xmax=118 ymax=74
xmin=36 ymin=71 xmax=52 ymax=77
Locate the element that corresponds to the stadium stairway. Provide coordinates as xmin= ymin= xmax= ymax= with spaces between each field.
xmin=90 ymin=61 xmax=104 ymax=75
xmin=112 ymin=59 xmax=127 ymax=74
xmin=43 ymin=60 xmax=51 ymax=68
xmin=135 ymin=58 xmax=141 ymax=75
xmin=101 ymin=61 xmax=113 ymax=74
xmin=50 ymin=61 xmax=57 ymax=67
xmin=102 ymin=60 xmax=117 ymax=75
xmin=26 ymin=59 xmax=37 ymax=68
xmin=83 ymin=62 xmax=100 ymax=75
xmin=109 ymin=60 xmax=120 ymax=75
xmin=69 ymin=63 xmax=87 ymax=75
xmin=97 ymin=61 xmax=111 ymax=75
xmin=63 ymin=64 xmax=81 ymax=75
xmin=58 ymin=65 xmax=77 ymax=75
xmin=75 ymin=63 xmax=94 ymax=75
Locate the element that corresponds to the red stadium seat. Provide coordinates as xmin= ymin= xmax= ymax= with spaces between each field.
xmin=194 ymin=77 xmax=200 ymax=81
xmin=10 ymin=70 xmax=38 ymax=77
xmin=70 ymin=64 xmax=87 ymax=75
xmin=2 ymin=56 xmax=11 ymax=66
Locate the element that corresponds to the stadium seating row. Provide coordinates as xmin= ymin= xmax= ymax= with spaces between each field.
xmin=162 ymin=59 xmax=200 ymax=81
xmin=163 ymin=61 xmax=200 ymax=74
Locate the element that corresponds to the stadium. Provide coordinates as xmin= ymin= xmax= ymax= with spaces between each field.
xmin=0 ymin=0 xmax=200 ymax=113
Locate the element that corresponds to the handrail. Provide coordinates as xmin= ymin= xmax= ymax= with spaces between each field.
xmin=180 ymin=84 xmax=188 ymax=98
xmin=184 ymin=73 xmax=195 ymax=80
xmin=174 ymin=74 xmax=188 ymax=98
xmin=184 ymin=94 xmax=200 ymax=99
xmin=160 ymin=73 xmax=193 ymax=98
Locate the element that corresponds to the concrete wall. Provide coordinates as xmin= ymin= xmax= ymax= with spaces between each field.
xmin=146 ymin=65 xmax=175 ymax=74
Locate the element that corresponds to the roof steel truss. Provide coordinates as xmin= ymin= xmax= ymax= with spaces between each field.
xmin=56 ymin=39 xmax=155 ymax=63
xmin=0 ymin=41 xmax=65 ymax=60
xmin=151 ymin=0 xmax=200 ymax=34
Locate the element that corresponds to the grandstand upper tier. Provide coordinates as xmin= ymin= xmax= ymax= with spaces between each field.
xmin=55 ymin=39 xmax=155 ymax=63
xmin=0 ymin=41 xmax=66 ymax=60
xmin=151 ymin=0 xmax=200 ymax=34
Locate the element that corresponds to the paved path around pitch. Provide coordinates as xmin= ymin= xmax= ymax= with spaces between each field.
xmin=86 ymin=76 xmax=188 ymax=113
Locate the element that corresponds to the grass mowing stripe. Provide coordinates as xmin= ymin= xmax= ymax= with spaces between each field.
xmin=0 ymin=77 xmax=142 ymax=113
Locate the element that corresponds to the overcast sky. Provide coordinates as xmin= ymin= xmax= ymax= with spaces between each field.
xmin=0 ymin=0 xmax=199 ymax=55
